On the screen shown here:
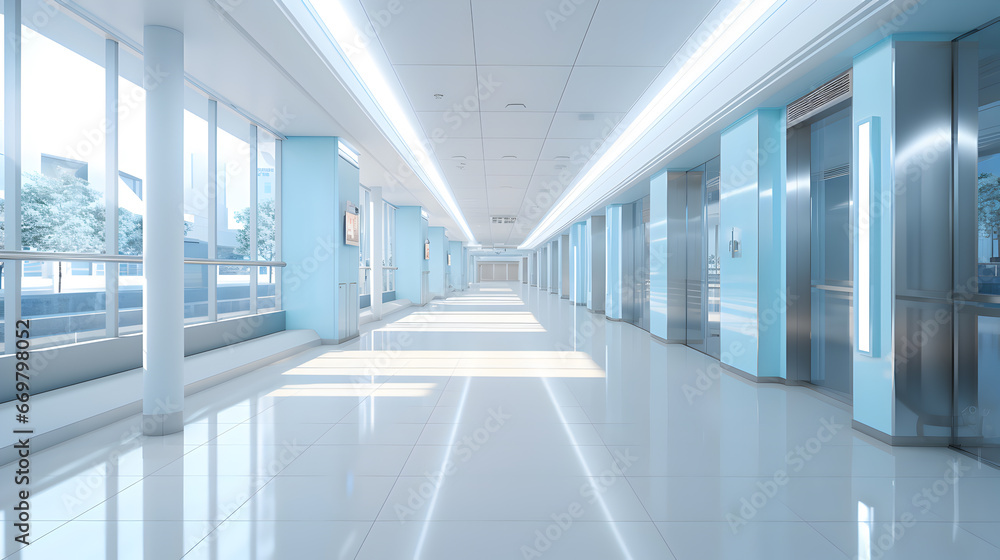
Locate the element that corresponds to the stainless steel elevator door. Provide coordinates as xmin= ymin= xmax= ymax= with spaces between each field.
xmin=808 ymin=106 xmax=854 ymax=398
xmin=704 ymin=159 xmax=721 ymax=358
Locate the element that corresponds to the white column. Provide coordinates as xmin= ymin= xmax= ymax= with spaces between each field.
xmin=142 ymin=25 xmax=185 ymax=436
xmin=371 ymin=187 xmax=384 ymax=321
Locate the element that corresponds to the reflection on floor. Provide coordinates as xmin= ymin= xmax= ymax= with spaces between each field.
xmin=3 ymin=282 xmax=999 ymax=559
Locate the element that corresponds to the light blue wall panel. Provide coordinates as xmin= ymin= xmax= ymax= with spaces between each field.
xmin=587 ymin=215 xmax=606 ymax=313
xmin=852 ymin=38 xmax=895 ymax=436
xmin=428 ymin=227 xmax=448 ymax=297
xmin=757 ymin=108 xmax=787 ymax=379
xmin=549 ymin=241 xmax=559 ymax=294
xmin=281 ymin=137 xmax=358 ymax=340
xmin=606 ymin=204 xmax=623 ymax=320
xmin=449 ymin=240 xmax=464 ymax=291
xmin=720 ymin=114 xmax=760 ymax=376
xmin=650 ymin=169 xmax=669 ymax=340
xmin=395 ymin=206 xmax=424 ymax=303
xmin=570 ymin=222 xmax=586 ymax=304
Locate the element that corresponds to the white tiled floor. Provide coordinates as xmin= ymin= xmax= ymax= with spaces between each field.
xmin=3 ymin=282 xmax=1000 ymax=559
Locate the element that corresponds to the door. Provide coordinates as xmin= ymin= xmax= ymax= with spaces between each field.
xmin=787 ymin=102 xmax=854 ymax=401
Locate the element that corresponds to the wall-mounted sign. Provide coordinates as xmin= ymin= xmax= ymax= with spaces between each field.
xmin=424 ymin=240 xmax=430 ymax=260
xmin=345 ymin=201 xmax=360 ymax=246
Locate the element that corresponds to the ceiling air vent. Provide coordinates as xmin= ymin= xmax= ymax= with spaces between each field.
xmin=491 ymin=216 xmax=517 ymax=225
xmin=786 ymin=70 xmax=852 ymax=128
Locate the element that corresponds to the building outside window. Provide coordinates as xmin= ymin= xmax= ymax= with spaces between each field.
xmin=359 ymin=186 xmax=371 ymax=301
xmin=383 ymin=202 xmax=396 ymax=294
xmin=0 ymin=1 xmax=284 ymax=353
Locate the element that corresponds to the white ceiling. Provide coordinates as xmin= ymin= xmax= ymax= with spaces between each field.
xmin=356 ymin=0 xmax=718 ymax=247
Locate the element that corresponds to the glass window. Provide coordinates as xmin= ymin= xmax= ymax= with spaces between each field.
xmin=118 ymin=47 xmax=145 ymax=334
xmin=0 ymin=4 xmax=6 ymax=353
xmin=359 ymin=187 xmax=371 ymax=298
xmin=383 ymin=202 xmax=396 ymax=293
xmin=256 ymin=128 xmax=277 ymax=311
xmin=20 ymin=2 xmax=108 ymax=348
xmin=184 ymin=88 xmax=211 ymax=324
xmin=217 ymin=105 xmax=252 ymax=318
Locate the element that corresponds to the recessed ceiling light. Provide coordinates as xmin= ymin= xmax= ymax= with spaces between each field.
xmin=554 ymin=155 xmax=570 ymax=160
xmin=452 ymin=155 xmax=466 ymax=160
xmin=506 ymin=103 xmax=526 ymax=110
xmin=502 ymin=155 xmax=517 ymax=160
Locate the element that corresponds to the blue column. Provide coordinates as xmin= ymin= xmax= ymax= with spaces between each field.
xmin=428 ymin=226 xmax=448 ymax=297
xmin=719 ymin=108 xmax=785 ymax=379
xmin=851 ymin=36 xmax=954 ymax=442
xmin=558 ymin=234 xmax=570 ymax=299
xmin=449 ymin=240 xmax=464 ymax=291
xmin=282 ymin=137 xmax=360 ymax=343
xmin=549 ymin=241 xmax=559 ymax=294
xmin=394 ymin=207 xmax=428 ymax=305
xmin=587 ymin=215 xmax=606 ymax=313
xmin=605 ymin=204 xmax=623 ymax=319
xmin=569 ymin=222 xmax=586 ymax=304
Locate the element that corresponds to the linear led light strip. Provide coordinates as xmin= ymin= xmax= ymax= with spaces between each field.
xmin=308 ymin=0 xmax=476 ymax=244
xmin=857 ymin=120 xmax=872 ymax=355
xmin=521 ymin=0 xmax=783 ymax=249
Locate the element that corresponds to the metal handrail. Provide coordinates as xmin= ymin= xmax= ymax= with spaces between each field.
xmin=0 ymin=251 xmax=286 ymax=267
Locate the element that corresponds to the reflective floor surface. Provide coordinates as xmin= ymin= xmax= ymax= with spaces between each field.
xmin=3 ymin=282 xmax=999 ymax=559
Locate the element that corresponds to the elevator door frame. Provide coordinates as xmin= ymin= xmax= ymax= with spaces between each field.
xmin=786 ymin=99 xmax=855 ymax=405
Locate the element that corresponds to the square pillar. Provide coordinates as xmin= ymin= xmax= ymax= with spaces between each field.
xmin=851 ymin=37 xmax=954 ymax=444
xmin=587 ymin=215 xmax=606 ymax=313
xmin=719 ymin=108 xmax=785 ymax=380
xmin=428 ymin=226 xmax=448 ymax=297
xmin=282 ymin=137 xmax=360 ymax=344
xmin=606 ymin=204 xmax=624 ymax=319
xmin=394 ymin=206 xmax=429 ymax=304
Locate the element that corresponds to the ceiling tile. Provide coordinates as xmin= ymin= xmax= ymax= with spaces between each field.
xmin=432 ymin=138 xmax=485 ymax=160
xmin=471 ymin=0 xmax=598 ymax=66
xmin=575 ymin=0 xmax=710 ymax=67
xmin=476 ymin=66 xmax=572 ymax=112
xmin=557 ymin=66 xmax=661 ymax=113
xmin=362 ymin=0 xmax=475 ymax=65
xmin=482 ymin=138 xmax=544 ymax=160
xmin=534 ymin=159 xmax=584 ymax=177
xmin=547 ymin=112 xmax=623 ymax=139
xmin=539 ymin=137 xmax=598 ymax=161
xmin=480 ymin=112 xmax=553 ymax=138
xmin=485 ymin=160 xmax=537 ymax=176
xmin=416 ymin=111 xmax=482 ymax=139
xmin=486 ymin=175 xmax=532 ymax=190
xmin=394 ymin=65 xmax=479 ymax=112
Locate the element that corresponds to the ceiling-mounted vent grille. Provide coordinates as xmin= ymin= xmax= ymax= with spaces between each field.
xmin=787 ymin=70 xmax=852 ymax=128
xmin=491 ymin=216 xmax=517 ymax=224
